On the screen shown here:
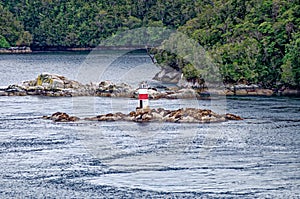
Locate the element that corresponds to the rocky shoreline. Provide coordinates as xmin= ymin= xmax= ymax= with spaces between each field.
xmin=0 ymin=73 xmax=299 ymax=98
xmin=0 ymin=47 xmax=32 ymax=54
xmin=43 ymin=108 xmax=243 ymax=123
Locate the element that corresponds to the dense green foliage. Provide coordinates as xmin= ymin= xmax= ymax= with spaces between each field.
xmin=155 ymin=0 xmax=300 ymax=87
xmin=1 ymin=0 xmax=299 ymax=87
xmin=1 ymin=0 xmax=199 ymax=48
xmin=0 ymin=35 xmax=10 ymax=48
xmin=0 ymin=4 xmax=32 ymax=47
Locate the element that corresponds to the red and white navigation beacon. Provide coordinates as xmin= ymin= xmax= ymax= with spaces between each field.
xmin=138 ymin=81 xmax=149 ymax=110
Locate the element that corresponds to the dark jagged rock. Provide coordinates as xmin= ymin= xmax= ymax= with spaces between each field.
xmin=43 ymin=108 xmax=243 ymax=123
xmin=43 ymin=112 xmax=79 ymax=122
xmin=225 ymin=113 xmax=243 ymax=120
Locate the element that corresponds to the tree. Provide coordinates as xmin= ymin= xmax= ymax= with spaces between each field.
xmin=0 ymin=35 xmax=10 ymax=48
xmin=281 ymin=33 xmax=300 ymax=86
xmin=0 ymin=4 xmax=32 ymax=46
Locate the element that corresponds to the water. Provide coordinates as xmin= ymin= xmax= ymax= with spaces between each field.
xmin=0 ymin=52 xmax=299 ymax=198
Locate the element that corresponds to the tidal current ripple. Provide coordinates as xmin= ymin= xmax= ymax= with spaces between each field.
xmin=0 ymin=53 xmax=299 ymax=198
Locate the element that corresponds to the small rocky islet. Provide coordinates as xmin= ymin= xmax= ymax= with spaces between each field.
xmin=0 ymin=73 xmax=202 ymax=99
xmin=43 ymin=108 xmax=243 ymax=123
xmin=0 ymin=72 xmax=290 ymax=98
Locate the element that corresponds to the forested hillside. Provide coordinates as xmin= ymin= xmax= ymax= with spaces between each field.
xmin=0 ymin=0 xmax=299 ymax=88
xmin=1 ymin=0 xmax=199 ymax=48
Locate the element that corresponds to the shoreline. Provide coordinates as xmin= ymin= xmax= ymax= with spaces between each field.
xmin=0 ymin=73 xmax=299 ymax=98
xmin=0 ymin=46 xmax=149 ymax=54
xmin=0 ymin=46 xmax=32 ymax=54
xmin=1 ymin=82 xmax=299 ymax=99
xmin=1 ymin=50 xmax=299 ymax=95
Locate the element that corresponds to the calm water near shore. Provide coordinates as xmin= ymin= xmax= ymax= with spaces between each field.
xmin=0 ymin=52 xmax=299 ymax=198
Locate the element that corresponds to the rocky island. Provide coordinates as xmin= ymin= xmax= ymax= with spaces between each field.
xmin=43 ymin=108 xmax=243 ymax=123
xmin=1 ymin=72 xmax=294 ymax=98
xmin=0 ymin=73 xmax=200 ymax=99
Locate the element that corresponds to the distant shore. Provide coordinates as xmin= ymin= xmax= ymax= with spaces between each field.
xmin=0 ymin=46 xmax=151 ymax=54
xmin=0 ymin=46 xmax=32 ymax=54
xmin=1 ymin=49 xmax=299 ymax=96
xmin=0 ymin=73 xmax=299 ymax=97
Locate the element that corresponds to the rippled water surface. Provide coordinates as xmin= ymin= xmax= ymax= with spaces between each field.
xmin=0 ymin=52 xmax=299 ymax=198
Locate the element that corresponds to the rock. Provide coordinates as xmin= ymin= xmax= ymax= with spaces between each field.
xmin=141 ymin=112 xmax=153 ymax=122
xmin=5 ymin=85 xmax=25 ymax=92
xmin=64 ymin=80 xmax=82 ymax=89
xmin=0 ymin=91 xmax=8 ymax=96
xmin=280 ymin=89 xmax=299 ymax=96
xmin=97 ymin=114 xmax=117 ymax=121
xmin=0 ymin=46 xmax=32 ymax=54
xmin=97 ymin=81 xmax=134 ymax=98
xmin=177 ymin=78 xmax=205 ymax=89
xmin=256 ymin=89 xmax=273 ymax=96
xmin=3 ymin=85 xmax=27 ymax=96
xmin=225 ymin=113 xmax=243 ymax=120
xmin=225 ymin=84 xmax=275 ymax=96
xmin=225 ymin=90 xmax=235 ymax=96
xmin=151 ymin=111 xmax=164 ymax=120
xmin=207 ymin=89 xmax=227 ymax=96
xmin=235 ymin=89 xmax=248 ymax=95
xmin=129 ymin=111 xmax=136 ymax=117
xmin=16 ymin=91 xmax=27 ymax=96
xmin=231 ymin=84 xmax=259 ymax=90
xmin=46 ymin=108 xmax=243 ymax=123
xmin=69 ymin=116 xmax=80 ymax=122
xmin=178 ymin=115 xmax=198 ymax=123
xmin=36 ymin=73 xmax=84 ymax=90
xmin=2 ymin=73 xmax=91 ymax=97
xmin=44 ymin=112 xmax=79 ymax=122
xmin=87 ymin=112 xmax=127 ymax=122
xmin=166 ymin=88 xmax=198 ymax=99
xmin=22 ymin=80 xmax=37 ymax=87
xmin=147 ymin=88 xmax=165 ymax=99
xmin=153 ymin=67 xmax=181 ymax=83
xmin=98 ymin=80 xmax=115 ymax=93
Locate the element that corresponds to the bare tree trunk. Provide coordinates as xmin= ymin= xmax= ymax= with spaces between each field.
xmin=145 ymin=47 xmax=156 ymax=64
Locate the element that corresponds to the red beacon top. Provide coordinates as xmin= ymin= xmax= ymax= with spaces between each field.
xmin=138 ymin=81 xmax=149 ymax=109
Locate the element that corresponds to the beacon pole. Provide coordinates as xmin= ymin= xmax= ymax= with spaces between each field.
xmin=138 ymin=81 xmax=149 ymax=110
